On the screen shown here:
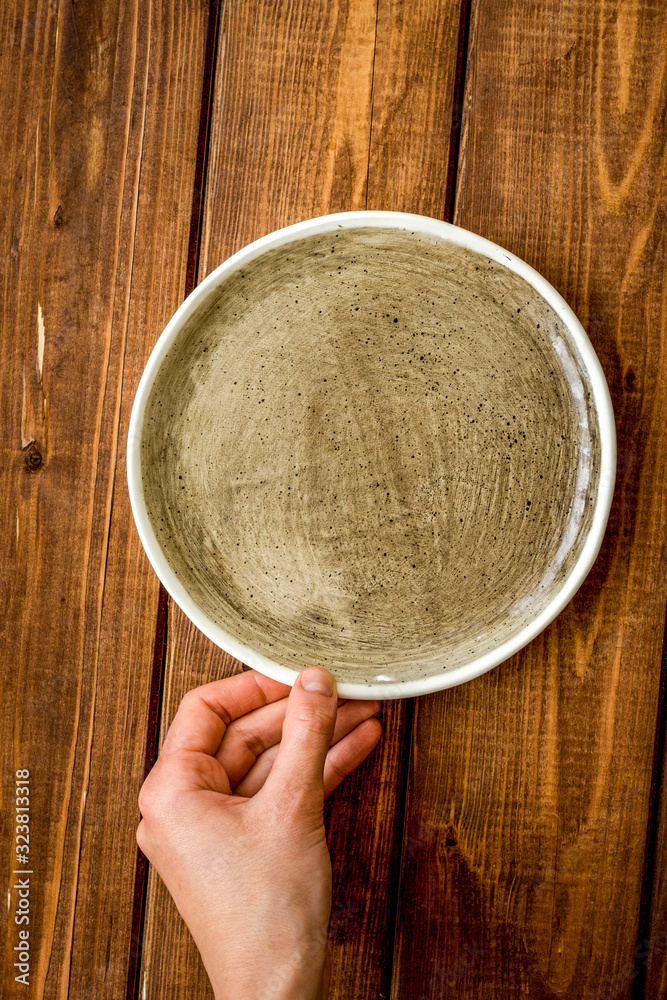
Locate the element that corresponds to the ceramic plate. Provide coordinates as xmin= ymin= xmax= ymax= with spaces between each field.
xmin=127 ymin=212 xmax=615 ymax=699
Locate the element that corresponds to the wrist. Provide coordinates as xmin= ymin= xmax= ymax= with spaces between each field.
xmin=211 ymin=946 xmax=328 ymax=1000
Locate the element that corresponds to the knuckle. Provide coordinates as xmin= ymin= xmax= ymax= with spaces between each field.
xmin=137 ymin=778 xmax=156 ymax=818
xmin=136 ymin=818 xmax=163 ymax=865
xmin=227 ymin=719 xmax=267 ymax=760
xmin=242 ymin=730 xmax=268 ymax=759
xmin=137 ymin=771 xmax=171 ymax=820
xmin=136 ymin=818 xmax=150 ymax=854
xmin=292 ymin=706 xmax=334 ymax=736
xmin=179 ymin=688 xmax=199 ymax=710
xmin=328 ymin=753 xmax=348 ymax=783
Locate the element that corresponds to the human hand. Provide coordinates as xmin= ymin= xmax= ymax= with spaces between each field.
xmin=136 ymin=666 xmax=382 ymax=1000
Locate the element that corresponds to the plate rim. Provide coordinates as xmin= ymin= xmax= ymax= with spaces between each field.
xmin=127 ymin=210 xmax=617 ymax=700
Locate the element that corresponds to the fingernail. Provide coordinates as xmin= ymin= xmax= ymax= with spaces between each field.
xmin=301 ymin=666 xmax=334 ymax=696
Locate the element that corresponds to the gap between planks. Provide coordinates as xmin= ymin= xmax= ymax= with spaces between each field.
xmin=125 ymin=2 xmax=222 ymax=997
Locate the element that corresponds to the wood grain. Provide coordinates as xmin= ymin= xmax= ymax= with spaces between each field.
xmin=197 ymin=0 xmax=378 ymax=279
xmin=391 ymin=1 xmax=667 ymax=998
xmin=0 ymin=1 xmax=207 ymax=996
xmin=645 ymin=622 xmax=667 ymax=999
xmin=367 ymin=0 xmax=462 ymax=217
xmin=139 ymin=2 xmax=466 ymax=996
xmin=3 ymin=0 xmax=662 ymax=997
xmin=139 ymin=2 xmax=377 ymax=997
xmin=315 ymin=5 xmax=461 ymax=994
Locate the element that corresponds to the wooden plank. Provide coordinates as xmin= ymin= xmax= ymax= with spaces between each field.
xmin=197 ymin=0 xmax=378 ymax=276
xmin=391 ymin=1 xmax=667 ymax=997
xmin=139 ymin=2 xmax=377 ymax=996
xmin=0 ymin=1 xmax=208 ymax=996
xmin=367 ymin=0 xmax=463 ymax=217
xmin=332 ymin=6 xmax=463 ymax=997
xmin=138 ymin=2 xmax=463 ymax=997
xmin=643 ymin=626 xmax=667 ymax=999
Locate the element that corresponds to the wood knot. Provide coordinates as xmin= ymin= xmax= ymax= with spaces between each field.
xmin=53 ymin=204 xmax=64 ymax=227
xmin=444 ymin=824 xmax=458 ymax=847
xmin=624 ymin=366 xmax=635 ymax=390
xmin=24 ymin=442 xmax=42 ymax=471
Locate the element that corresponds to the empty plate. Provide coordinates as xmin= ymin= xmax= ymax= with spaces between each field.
xmin=127 ymin=212 xmax=615 ymax=699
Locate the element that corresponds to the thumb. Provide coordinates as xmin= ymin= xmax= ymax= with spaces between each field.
xmin=260 ymin=666 xmax=337 ymax=808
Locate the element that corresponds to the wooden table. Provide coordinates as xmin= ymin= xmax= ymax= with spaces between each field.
xmin=3 ymin=1 xmax=667 ymax=997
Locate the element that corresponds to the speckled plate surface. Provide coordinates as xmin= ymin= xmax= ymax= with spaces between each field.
xmin=127 ymin=212 xmax=615 ymax=699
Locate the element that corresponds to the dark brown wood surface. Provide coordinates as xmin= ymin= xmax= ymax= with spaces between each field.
xmin=139 ymin=0 xmax=376 ymax=992
xmin=139 ymin=3 xmax=458 ymax=997
xmin=2 ymin=1 xmax=667 ymax=998
xmin=0 ymin=1 xmax=208 ymax=996
xmin=391 ymin=1 xmax=667 ymax=998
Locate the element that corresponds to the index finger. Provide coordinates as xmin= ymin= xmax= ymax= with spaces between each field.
xmin=161 ymin=669 xmax=293 ymax=757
